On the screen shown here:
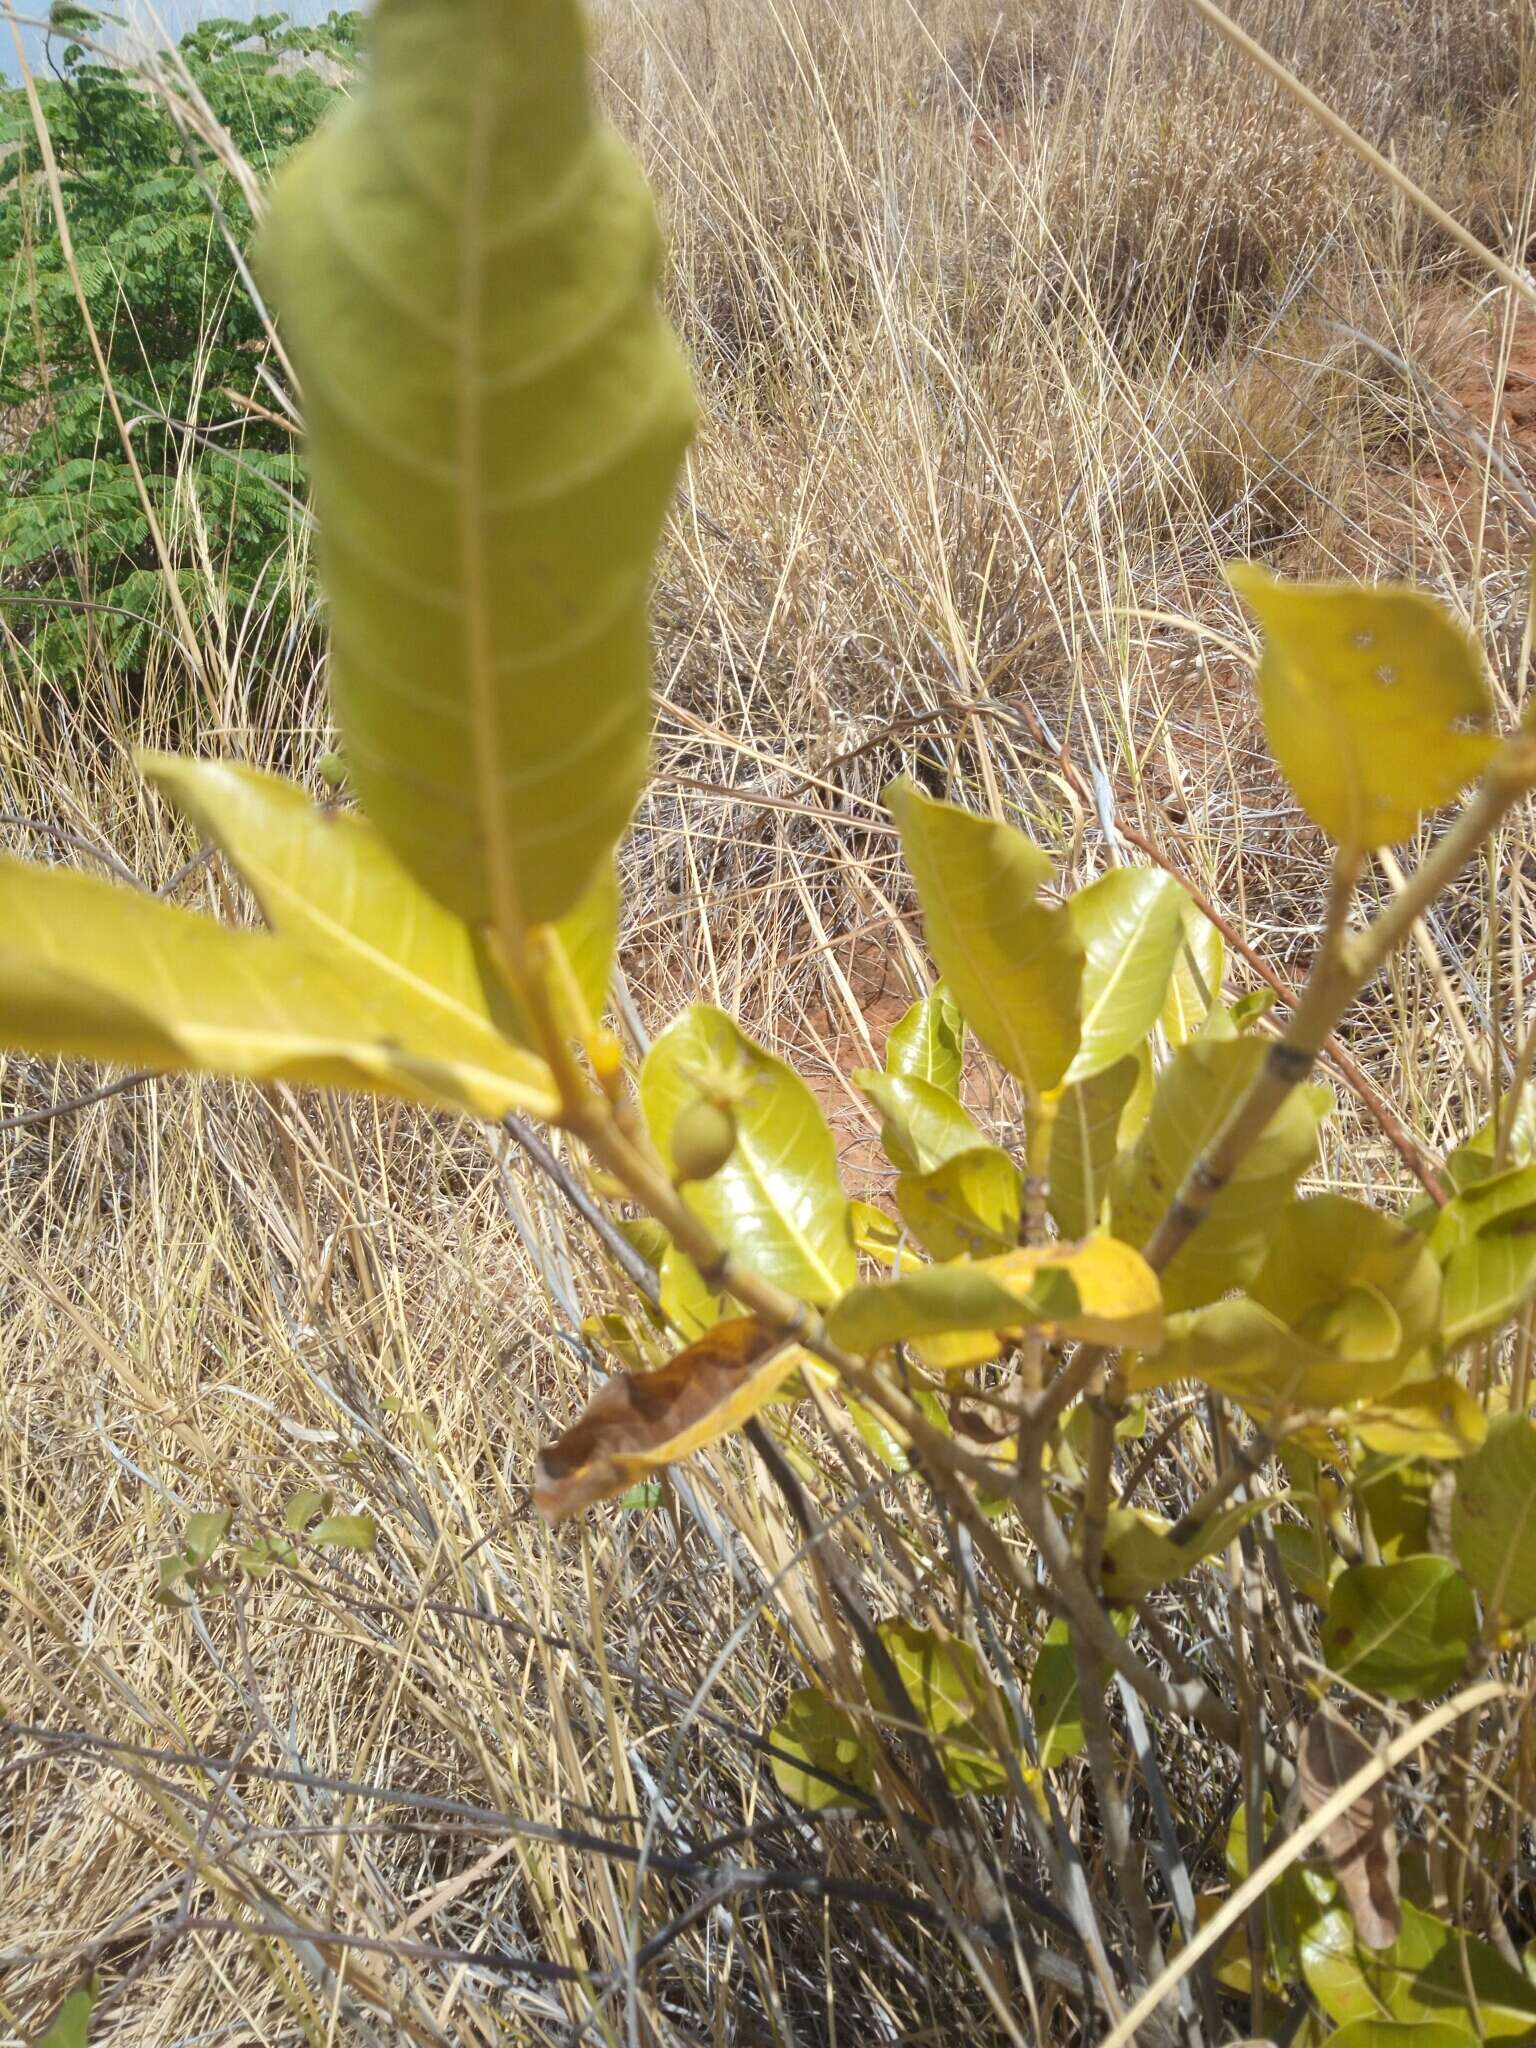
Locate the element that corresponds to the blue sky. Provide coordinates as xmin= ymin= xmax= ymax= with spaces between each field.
xmin=2 ymin=0 xmax=344 ymax=79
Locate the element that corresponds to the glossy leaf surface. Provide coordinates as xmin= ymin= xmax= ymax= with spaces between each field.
xmin=1049 ymin=1056 xmax=1140 ymax=1239
xmin=1064 ymin=866 xmax=1187 ymax=1082
xmin=854 ymin=1068 xmax=981 ymax=1177
xmin=1161 ymin=896 xmax=1225 ymax=1047
xmin=895 ymin=1144 xmax=1021 ymax=1260
xmin=885 ymin=984 xmax=964 ymax=1096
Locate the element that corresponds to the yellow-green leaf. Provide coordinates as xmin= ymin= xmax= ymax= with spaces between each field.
xmin=895 ymin=1144 xmax=1021 ymax=1260
xmin=862 ymin=1617 xmax=1015 ymax=1795
xmin=886 ymin=984 xmax=964 ymax=1096
xmin=535 ymin=1318 xmax=803 ymax=1518
xmin=658 ymin=1242 xmax=732 ymax=1340
xmin=33 ymin=1984 xmax=96 ymax=2048
xmin=826 ymin=1235 xmax=1163 ymax=1359
xmin=0 ymin=857 xmax=559 ymax=1121
xmin=887 ymin=780 xmax=1082 ymax=1103
xmin=255 ymin=0 xmax=694 ymax=932
xmin=854 ymin=1068 xmax=982 ymax=1177
xmin=1320 ymin=1559 xmax=1475 ymax=1701
xmin=1428 ymin=1164 xmax=1536 ymax=1347
xmin=1352 ymin=1381 xmax=1486 ymax=1461
xmin=145 ymin=754 xmax=616 ymax=1043
xmin=642 ymin=1007 xmax=855 ymax=1306
xmin=1097 ymin=1497 xmax=1270 ymax=1601
xmin=1323 ymin=2022 xmax=1483 ymax=2048
xmin=1029 ymin=1611 xmax=1132 ymax=1770
xmin=1110 ymin=1034 xmax=1330 ymax=1310
xmin=311 ymin=1512 xmax=377 ymax=1552
xmin=769 ymin=1687 xmax=877 ymax=1811
xmin=1229 ymin=566 xmax=1495 ymax=848
xmin=1162 ymin=897 xmax=1225 ymax=1048
xmin=1048 ymin=1055 xmax=1139 ymax=1240
xmin=1064 ymin=866 xmax=1187 ymax=1082
xmin=1450 ymin=1414 xmax=1536 ymax=1624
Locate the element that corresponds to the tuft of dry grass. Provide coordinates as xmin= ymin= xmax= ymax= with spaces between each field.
xmin=5 ymin=0 xmax=1536 ymax=2039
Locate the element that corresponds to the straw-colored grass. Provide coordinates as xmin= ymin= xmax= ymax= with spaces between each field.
xmin=4 ymin=0 xmax=1536 ymax=2038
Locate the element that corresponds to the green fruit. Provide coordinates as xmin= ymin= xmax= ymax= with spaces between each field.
xmin=671 ymin=1098 xmax=738 ymax=1183
xmin=317 ymin=750 xmax=347 ymax=792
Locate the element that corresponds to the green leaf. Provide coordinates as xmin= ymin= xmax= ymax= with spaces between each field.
xmin=1064 ymin=866 xmax=1187 ymax=1082
xmin=1162 ymin=897 xmax=1225 ymax=1048
xmin=1429 ymin=1165 xmax=1536 ymax=1347
xmin=1110 ymin=1034 xmax=1331 ymax=1311
xmin=0 ymin=856 xmax=560 ymax=1121
xmin=1356 ymin=1457 xmax=1434 ymax=1563
xmin=827 ymin=1235 xmax=1163 ymax=1359
xmin=1321 ymin=1559 xmax=1476 ymax=1701
xmin=642 ymin=1007 xmax=855 ymax=1306
xmin=33 ymin=1983 xmax=96 ymax=2048
xmin=1048 ymin=1055 xmax=1140 ymax=1240
xmin=862 ymin=1617 xmax=1014 ymax=1795
xmin=146 ymin=754 xmax=617 ymax=1038
xmin=895 ymin=1144 xmax=1021 ymax=1260
xmin=1228 ymin=566 xmax=1495 ymax=848
xmin=658 ymin=1242 xmax=732 ymax=1339
xmin=283 ymin=1488 xmax=332 ymax=1533
xmin=311 ymin=1513 xmax=377 ymax=1552
xmin=1352 ymin=1381 xmax=1486 ymax=1462
xmin=887 ymin=780 xmax=1082 ymax=1103
xmin=1097 ymin=1497 xmax=1270 ymax=1601
xmin=1323 ymin=2023 xmax=1484 ymax=2048
xmin=182 ymin=1507 xmax=232 ymax=1568
xmin=886 ymin=984 xmax=964 ymax=1096
xmin=853 ymin=1068 xmax=982 ymax=1176
xmin=255 ymin=0 xmax=695 ymax=932
xmin=1138 ymin=1196 xmax=1441 ymax=1410
xmin=1304 ymin=1901 xmax=1536 ymax=2035
xmin=1450 ymin=1413 xmax=1536 ymax=1624
xmin=768 ymin=1686 xmax=876 ymax=1811
xmin=1029 ymin=1611 xmax=1133 ymax=1770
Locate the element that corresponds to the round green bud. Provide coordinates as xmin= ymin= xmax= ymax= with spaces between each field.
xmin=671 ymin=1097 xmax=738 ymax=1184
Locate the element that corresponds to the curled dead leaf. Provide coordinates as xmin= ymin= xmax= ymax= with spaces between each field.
xmin=1298 ymin=1707 xmax=1401 ymax=1950
xmin=535 ymin=1317 xmax=800 ymax=1520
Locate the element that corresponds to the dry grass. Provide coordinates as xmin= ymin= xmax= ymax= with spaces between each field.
xmin=5 ymin=0 xmax=1536 ymax=2039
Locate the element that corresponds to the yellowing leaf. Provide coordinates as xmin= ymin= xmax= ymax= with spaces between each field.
xmin=1321 ymin=1559 xmax=1476 ymax=1701
xmin=1097 ymin=1497 xmax=1270 ymax=1601
xmin=535 ymin=1317 xmax=801 ymax=1518
xmin=895 ymin=1144 xmax=1021 ymax=1260
xmin=885 ymin=984 xmax=964 ymax=1096
xmin=769 ymin=1687 xmax=877 ymax=1811
xmin=1161 ymin=897 xmax=1225 ymax=1048
xmin=311 ymin=1512 xmax=377 ymax=1552
xmin=887 ymin=780 xmax=1082 ymax=1103
xmin=1048 ymin=1055 xmax=1139 ymax=1240
xmin=851 ymin=1200 xmax=904 ymax=1266
xmin=145 ymin=754 xmax=615 ymax=1044
xmin=255 ymin=0 xmax=694 ymax=932
xmin=0 ymin=856 xmax=559 ymax=1120
xmin=853 ymin=1068 xmax=982 ymax=1176
xmin=1229 ymin=566 xmax=1495 ymax=848
xmin=1450 ymin=1413 xmax=1536 ymax=1623
xmin=642 ymin=1007 xmax=855 ymax=1306
xmin=826 ymin=1234 xmax=1162 ymax=1360
xmin=1110 ymin=1035 xmax=1331 ymax=1310
xmin=1351 ymin=1380 xmax=1486 ymax=1461
xmin=1064 ymin=866 xmax=1187 ymax=1082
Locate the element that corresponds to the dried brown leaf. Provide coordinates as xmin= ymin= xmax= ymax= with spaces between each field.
xmin=535 ymin=1317 xmax=799 ymax=1520
xmin=1298 ymin=1707 xmax=1401 ymax=1950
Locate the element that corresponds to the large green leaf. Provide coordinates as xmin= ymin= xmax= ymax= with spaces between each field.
xmin=1229 ymin=567 xmax=1495 ymax=848
xmin=1161 ymin=897 xmax=1225 ymax=1048
xmin=1064 ymin=866 xmax=1187 ymax=1082
xmin=1320 ymin=1560 xmax=1476 ymax=1701
xmin=886 ymin=984 xmax=964 ymax=1096
xmin=1304 ymin=1902 xmax=1536 ymax=2036
xmin=853 ymin=1069 xmax=982 ymax=1177
xmin=1323 ymin=2023 xmax=1485 ymax=2048
xmin=145 ymin=755 xmax=616 ymax=1042
xmin=1450 ymin=1414 xmax=1536 ymax=1624
xmin=887 ymin=781 xmax=1082 ymax=1103
xmin=1136 ymin=1196 xmax=1440 ymax=1409
xmin=895 ymin=1145 xmax=1021 ymax=1260
xmin=1048 ymin=1055 xmax=1141 ymax=1240
xmin=862 ymin=1618 xmax=1015 ymax=1795
xmin=1428 ymin=1165 xmax=1536 ymax=1347
xmin=0 ymin=856 xmax=558 ymax=1120
xmin=826 ymin=1235 xmax=1163 ymax=1358
xmin=1110 ymin=1034 xmax=1331 ymax=1311
xmin=769 ymin=1687 xmax=876 ymax=1811
xmin=255 ymin=0 xmax=694 ymax=932
xmin=641 ymin=1007 xmax=855 ymax=1306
